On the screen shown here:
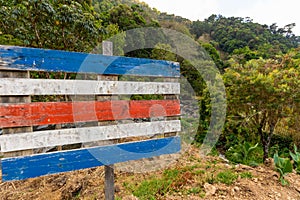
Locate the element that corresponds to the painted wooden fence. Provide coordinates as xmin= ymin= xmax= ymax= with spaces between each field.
xmin=0 ymin=45 xmax=181 ymax=182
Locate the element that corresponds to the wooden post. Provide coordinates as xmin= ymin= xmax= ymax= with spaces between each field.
xmin=163 ymin=78 xmax=180 ymax=138
xmin=102 ymin=41 xmax=115 ymax=200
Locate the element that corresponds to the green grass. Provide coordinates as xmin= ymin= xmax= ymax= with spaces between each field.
xmin=216 ymin=170 xmax=238 ymax=185
xmin=124 ymin=169 xmax=180 ymax=199
xmin=122 ymin=156 xmax=239 ymax=198
xmin=123 ymin=165 xmax=208 ymax=199
xmin=240 ymin=171 xmax=253 ymax=179
xmin=132 ymin=178 xmax=171 ymax=200
xmin=185 ymin=187 xmax=205 ymax=197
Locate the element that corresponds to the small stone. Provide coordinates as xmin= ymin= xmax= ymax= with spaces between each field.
xmin=234 ymin=186 xmax=240 ymax=192
xmin=115 ymin=185 xmax=121 ymax=193
xmin=122 ymin=195 xmax=139 ymax=200
xmin=231 ymin=186 xmax=240 ymax=196
xmin=204 ymin=183 xmax=216 ymax=196
xmin=237 ymin=164 xmax=253 ymax=170
xmin=264 ymin=158 xmax=274 ymax=168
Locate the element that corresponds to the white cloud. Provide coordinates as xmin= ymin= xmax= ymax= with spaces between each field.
xmin=234 ymin=0 xmax=300 ymax=34
xmin=142 ymin=0 xmax=220 ymax=21
xmin=142 ymin=0 xmax=300 ymax=35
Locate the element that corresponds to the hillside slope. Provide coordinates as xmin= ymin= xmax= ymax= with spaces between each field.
xmin=1 ymin=146 xmax=299 ymax=200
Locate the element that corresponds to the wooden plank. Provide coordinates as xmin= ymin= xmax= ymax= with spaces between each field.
xmin=0 ymin=78 xmax=180 ymax=95
xmin=0 ymin=100 xmax=180 ymax=128
xmin=0 ymin=70 xmax=33 ymax=158
xmin=0 ymin=120 xmax=181 ymax=152
xmin=0 ymin=45 xmax=180 ymax=77
xmin=1 ymin=136 xmax=181 ymax=181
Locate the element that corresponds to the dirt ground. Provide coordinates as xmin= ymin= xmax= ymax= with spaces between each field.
xmin=0 ymin=146 xmax=300 ymax=200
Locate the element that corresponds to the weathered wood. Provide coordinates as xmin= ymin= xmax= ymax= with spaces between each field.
xmin=0 ymin=44 xmax=182 ymax=192
xmin=0 ymin=45 xmax=180 ymax=77
xmin=1 ymin=136 xmax=181 ymax=181
xmin=0 ymin=100 xmax=180 ymax=128
xmin=0 ymin=70 xmax=33 ymax=158
xmin=0 ymin=78 xmax=180 ymax=95
xmin=102 ymin=41 xmax=116 ymax=200
xmin=0 ymin=120 xmax=181 ymax=152
xmin=105 ymin=164 xmax=115 ymax=200
xmin=102 ymin=41 xmax=113 ymax=56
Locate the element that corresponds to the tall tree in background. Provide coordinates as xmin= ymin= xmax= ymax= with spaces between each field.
xmin=224 ymin=52 xmax=300 ymax=162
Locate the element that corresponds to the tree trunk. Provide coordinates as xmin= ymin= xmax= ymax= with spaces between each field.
xmin=261 ymin=124 xmax=275 ymax=163
xmin=262 ymin=142 xmax=269 ymax=163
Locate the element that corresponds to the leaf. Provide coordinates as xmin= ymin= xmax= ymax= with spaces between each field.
xmin=289 ymin=144 xmax=300 ymax=163
xmin=273 ymin=153 xmax=292 ymax=175
xmin=294 ymin=144 xmax=298 ymax=154
xmin=280 ymin=177 xmax=289 ymax=186
xmin=247 ymin=143 xmax=259 ymax=155
xmin=277 ymin=168 xmax=284 ymax=177
xmin=289 ymin=151 xmax=298 ymax=162
xmin=273 ymin=152 xmax=279 ymax=166
xmin=282 ymin=158 xmax=293 ymax=175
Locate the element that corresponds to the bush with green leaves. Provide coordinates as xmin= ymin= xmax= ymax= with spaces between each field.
xmin=273 ymin=152 xmax=293 ymax=185
xmin=289 ymin=144 xmax=300 ymax=174
xmin=269 ymin=134 xmax=294 ymax=158
xmin=225 ymin=141 xmax=263 ymax=166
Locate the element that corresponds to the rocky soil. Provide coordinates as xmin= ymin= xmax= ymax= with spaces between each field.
xmin=0 ymin=145 xmax=300 ymax=200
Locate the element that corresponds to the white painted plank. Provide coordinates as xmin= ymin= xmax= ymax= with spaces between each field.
xmin=0 ymin=120 xmax=181 ymax=152
xmin=0 ymin=78 xmax=180 ymax=95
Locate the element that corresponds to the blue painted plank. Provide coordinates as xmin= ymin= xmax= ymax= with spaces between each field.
xmin=1 ymin=136 xmax=181 ymax=181
xmin=0 ymin=45 xmax=180 ymax=77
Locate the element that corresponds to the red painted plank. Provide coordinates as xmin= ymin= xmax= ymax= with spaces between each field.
xmin=0 ymin=100 xmax=180 ymax=128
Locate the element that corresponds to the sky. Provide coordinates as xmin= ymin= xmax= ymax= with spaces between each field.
xmin=141 ymin=0 xmax=300 ymax=36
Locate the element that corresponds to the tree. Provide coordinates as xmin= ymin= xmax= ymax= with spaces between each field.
xmin=151 ymin=43 xmax=176 ymax=61
xmin=224 ymin=53 xmax=300 ymax=162
xmin=0 ymin=0 xmax=103 ymax=51
xmin=191 ymin=15 xmax=299 ymax=56
xmin=190 ymin=20 xmax=211 ymax=39
xmin=200 ymin=42 xmax=225 ymax=71
xmin=108 ymin=4 xmax=146 ymax=31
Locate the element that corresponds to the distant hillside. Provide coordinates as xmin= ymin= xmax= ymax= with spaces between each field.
xmin=1 ymin=0 xmax=298 ymax=59
xmin=92 ymin=0 xmax=299 ymax=60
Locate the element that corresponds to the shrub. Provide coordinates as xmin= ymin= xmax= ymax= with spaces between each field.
xmin=289 ymin=144 xmax=300 ymax=174
xmin=225 ymin=141 xmax=263 ymax=166
xmin=273 ymin=152 xmax=293 ymax=185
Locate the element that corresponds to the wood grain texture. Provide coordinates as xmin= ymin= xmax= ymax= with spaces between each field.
xmin=0 ymin=100 xmax=180 ymax=128
xmin=0 ymin=45 xmax=182 ymax=184
xmin=0 ymin=70 xmax=34 ymax=158
xmin=1 ymin=136 xmax=181 ymax=181
xmin=0 ymin=120 xmax=181 ymax=152
xmin=0 ymin=78 xmax=180 ymax=95
xmin=0 ymin=45 xmax=180 ymax=77
xmin=102 ymin=40 xmax=116 ymax=200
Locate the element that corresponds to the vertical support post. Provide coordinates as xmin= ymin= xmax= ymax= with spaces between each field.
xmin=163 ymin=78 xmax=180 ymax=138
xmin=102 ymin=41 xmax=115 ymax=200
